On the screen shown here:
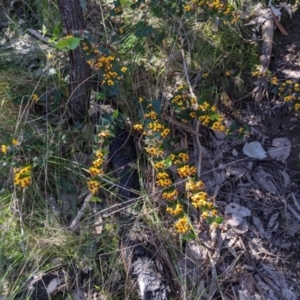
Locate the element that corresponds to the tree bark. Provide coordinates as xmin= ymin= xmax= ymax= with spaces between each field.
xmin=57 ymin=0 xmax=91 ymax=123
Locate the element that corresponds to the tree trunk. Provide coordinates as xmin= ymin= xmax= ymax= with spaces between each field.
xmin=57 ymin=0 xmax=91 ymax=123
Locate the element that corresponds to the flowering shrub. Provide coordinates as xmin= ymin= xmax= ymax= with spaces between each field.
xmin=66 ymin=31 xmax=128 ymax=97
xmin=0 ymin=139 xmax=32 ymax=190
xmin=133 ymin=86 xmax=224 ymax=235
xmin=269 ymin=77 xmax=300 ymax=110
xmin=111 ymin=0 xmax=239 ymax=25
xmin=13 ymin=165 xmax=32 ymax=189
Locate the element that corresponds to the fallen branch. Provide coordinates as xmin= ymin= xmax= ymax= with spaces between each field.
xmin=69 ymin=192 xmax=93 ymax=231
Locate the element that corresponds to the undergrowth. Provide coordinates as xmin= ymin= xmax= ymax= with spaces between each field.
xmin=0 ymin=0 xmax=267 ymax=299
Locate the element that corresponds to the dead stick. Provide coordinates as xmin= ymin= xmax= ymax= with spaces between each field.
xmin=69 ymin=192 xmax=93 ymax=231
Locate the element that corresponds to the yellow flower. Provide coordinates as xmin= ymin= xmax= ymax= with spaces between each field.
xmin=157 ymin=171 xmax=170 ymax=180
xmin=114 ymin=6 xmax=123 ymax=13
xmin=201 ymin=210 xmax=209 ymax=219
xmin=20 ymin=177 xmax=31 ymax=188
xmin=162 ymin=189 xmax=178 ymax=201
xmin=154 ymin=161 xmax=165 ymax=169
xmin=148 ymin=111 xmax=158 ymax=120
xmin=93 ymin=158 xmax=104 ymax=167
xmin=177 ymin=84 xmax=184 ymax=91
xmin=211 ymin=209 xmax=218 ymax=216
xmin=1 ymin=145 xmax=8 ymax=154
xmin=284 ymin=95 xmax=295 ymax=102
xmin=107 ymin=79 xmax=114 ymax=86
xmin=87 ymin=180 xmax=101 ymax=194
xmin=211 ymin=121 xmax=225 ymax=132
xmin=186 ymin=179 xmax=204 ymax=191
xmin=174 ymin=216 xmax=191 ymax=234
xmin=13 ymin=166 xmax=32 ymax=189
xmin=156 ymin=178 xmax=173 ymax=187
xmin=12 ymin=139 xmax=19 ymax=146
xmin=178 ymin=152 xmax=189 ymax=163
xmin=199 ymin=115 xmax=210 ymax=125
xmin=295 ymin=103 xmax=300 ymax=110
xmin=189 ymin=112 xmax=196 ymax=118
xmin=95 ymin=150 xmax=104 ymax=158
xmin=166 ymin=204 xmax=183 ymax=216
xmin=251 ymin=71 xmax=260 ymax=77
xmin=169 ymin=154 xmax=176 ymax=161
xmin=121 ymin=67 xmax=127 ymax=72
xmin=223 ymin=5 xmax=233 ymax=15
xmin=225 ymin=70 xmax=232 ymax=76
xmin=177 ymin=165 xmax=196 ymax=177
xmin=161 ymin=128 xmax=170 ymax=138
xmin=148 ymin=121 xmax=164 ymax=132
xmin=270 ymin=76 xmax=278 ymax=85
xmin=191 ymin=191 xmax=208 ymax=208
xmin=133 ymin=124 xmax=143 ymax=131
xmin=294 ymin=83 xmax=300 ymax=92
xmin=146 ymin=147 xmax=163 ymax=157
xmin=184 ymin=5 xmax=191 ymax=12
xmin=89 ymin=167 xmax=103 ymax=177
xmin=18 ymin=166 xmax=32 ymax=175
xmin=46 ymin=53 xmax=53 ymax=59
xmin=31 ymin=94 xmax=39 ymax=102
xmin=138 ymin=97 xmax=143 ymax=103
xmin=210 ymin=222 xmax=219 ymax=229
xmin=98 ymin=130 xmax=111 ymax=138
xmin=191 ymin=97 xmax=197 ymax=105
xmin=211 ymin=105 xmax=217 ymax=112
xmin=198 ymin=101 xmax=211 ymax=112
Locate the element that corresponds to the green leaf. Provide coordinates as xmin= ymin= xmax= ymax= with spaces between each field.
xmin=209 ymin=113 xmax=219 ymax=121
xmin=182 ymin=232 xmax=196 ymax=241
xmin=68 ymin=37 xmax=81 ymax=50
xmin=90 ymin=197 xmax=102 ymax=203
xmin=119 ymin=0 xmax=131 ymax=6
xmin=55 ymin=39 xmax=70 ymax=51
xmin=101 ymin=117 xmax=111 ymax=127
xmin=151 ymin=99 xmax=162 ymax=114
xmin=42 ymin=24 xmax=47 ymax=36
xmin=271 ymin=85 xmax=279 ymax=94
xmin=55 ymin=37 xmax=81 ymax=51
xmin=52 ymin=25 xmax=61 ymax=40
xmin=96 ymin=92 xmax=106 ymax=100
xmin=135 ymin=22 xmax=155 ymax=38
xmin=102 ymin=112 xmax=114 ymax=122
xmin=229 ymin=121 xmax=238 ymax=132
xmin=215 ymin=216 xmax=224 ymax=224
xmin=206 ymin=216 xmax=215 ymax=225
xmin=112 ymin=109 xmax=119 ymax=119
xmin=164 ymin=157 xmax=173 ymax=169
xmin=151 ymin=7 xmax=163 ymax=18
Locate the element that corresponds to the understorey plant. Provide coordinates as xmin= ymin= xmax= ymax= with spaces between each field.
xmin=133 ymin=86 xmax=224 ymax=236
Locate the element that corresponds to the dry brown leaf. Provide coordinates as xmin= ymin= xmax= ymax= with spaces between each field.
xmin=243 ymin=274 xmax=256 ymax=295
xmin=252 ymin=168 xmax=277 ymax=194
xmin=267 ymin=137 xmax=291 ymax=162
xmin=286 ymin=223 xmax=300 ymax=237
xmin=252 ymin=216 xmax=265 ymax=239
